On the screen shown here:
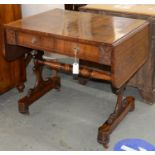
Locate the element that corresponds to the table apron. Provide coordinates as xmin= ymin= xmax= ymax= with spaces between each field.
xmin=6 ymin=29 xmax=112 ymax=66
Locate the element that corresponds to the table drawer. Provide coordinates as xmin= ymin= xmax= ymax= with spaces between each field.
xmin=16 ymin=31 xmax=112 ymax=65
xmin=16 ymin=32 xmax=54 ymax=50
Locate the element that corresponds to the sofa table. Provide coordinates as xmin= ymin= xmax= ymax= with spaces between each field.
xmin=80 ymin=4 xmax=155 ymax=104
xmin=4 ymin=9 xmax=149 ymax=148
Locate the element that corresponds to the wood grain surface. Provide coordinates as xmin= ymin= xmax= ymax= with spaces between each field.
xmin=0 ymin=4 xmax=26 ymax=94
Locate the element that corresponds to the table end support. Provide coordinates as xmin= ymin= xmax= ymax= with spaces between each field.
xmin=18 ymin=51 xmax=61 ymax=114
xmin=97 ymin=86 xmax=135 ymax=148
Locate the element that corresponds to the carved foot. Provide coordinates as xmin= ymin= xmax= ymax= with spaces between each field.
xmin=97 ymin=96 xmax=135 ymax=148
xmin=98 ymin=128 xmax=110 ymax=149
xmin=18 ymin=76 xmax=60 ymax=113
xmin=18 ymin=102 xmax=29 ymax=114
xmin=16 ymin=83 xmax=25 ymax=93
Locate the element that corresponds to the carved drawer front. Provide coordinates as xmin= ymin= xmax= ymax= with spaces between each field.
xmin=16 ymin=31 xmax=112 ymax=65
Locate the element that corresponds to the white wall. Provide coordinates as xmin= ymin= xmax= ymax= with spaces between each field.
xmin=22 ymin=4 xmax=64 ymax=17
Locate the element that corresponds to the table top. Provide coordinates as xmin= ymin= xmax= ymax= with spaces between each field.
xmin=5 ymin=8 xmax=148 ymax=46
xmin=81 ymin=4 xmax=155 ymax=17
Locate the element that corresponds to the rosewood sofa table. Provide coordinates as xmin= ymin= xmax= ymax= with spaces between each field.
xmin=4 ymin=9 xmax=149 ymax=148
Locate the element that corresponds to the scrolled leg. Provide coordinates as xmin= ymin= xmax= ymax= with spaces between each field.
xmin=18 ymin=50 xmax=61 ymax=114
xmin=97 ymin=85 xmax=135 ymax=148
